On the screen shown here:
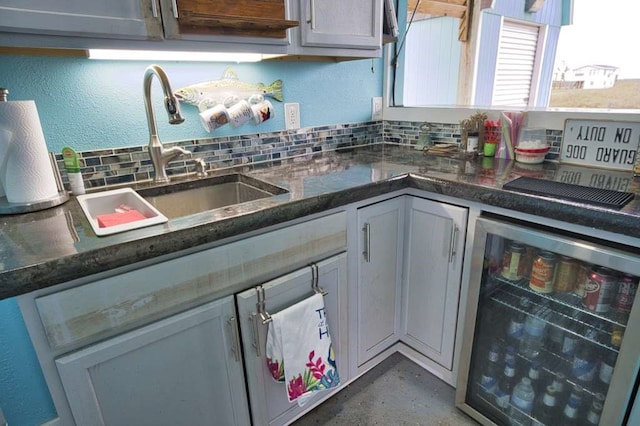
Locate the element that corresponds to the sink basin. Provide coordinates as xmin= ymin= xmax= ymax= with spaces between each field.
xmin=138 ymin=173 xmax=288 ymax=219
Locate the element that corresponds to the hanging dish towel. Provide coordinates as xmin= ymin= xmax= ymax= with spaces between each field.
xmin=266 ymin=293 xmax=340 ymax=406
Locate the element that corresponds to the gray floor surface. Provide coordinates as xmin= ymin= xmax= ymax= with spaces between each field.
xmin=292 ymin=353 xmax=479 ymax=426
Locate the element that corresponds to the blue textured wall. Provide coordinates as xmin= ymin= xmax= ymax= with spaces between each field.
xmin=0 ymin=54 xmax=383 ymax=426
xmin=0 ymin=55 xmax=383 ymax=153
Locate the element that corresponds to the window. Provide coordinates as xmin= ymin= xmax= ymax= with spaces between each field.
xmin=395 ymin=0 xmax=639 ymax=111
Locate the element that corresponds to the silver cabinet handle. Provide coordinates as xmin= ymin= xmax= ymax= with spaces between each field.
xmin=449 ymin=224 xmax=458 ymax=263
xmin=250 ymin=313 xmax=262 ymax=357
xmin=309 ymin=0 xmax=316 ymax=29
xmin=151 ymin=0 xmax=159 ymax=18
xmin=363 ymin=223 xmax=371 ymax=263
xmin=171 ymin=0 xmax=179 ymax=18
xmin=227 ymin=316 xmax=241 ymax=362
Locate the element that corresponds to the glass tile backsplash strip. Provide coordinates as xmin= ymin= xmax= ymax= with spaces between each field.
xmin=54 ymin=121 xmax=383 ymax=190
xmin=384 ymin=120 xmax=563 ymax=158
xmin=52 ymin=120 xmax=563 ymax=192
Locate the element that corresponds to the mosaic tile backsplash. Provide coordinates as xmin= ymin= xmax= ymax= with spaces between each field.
xmin=55 ymin=121 xmax=383 ymax=190
xmin=53 ymin=120 xmax=565 ymax=191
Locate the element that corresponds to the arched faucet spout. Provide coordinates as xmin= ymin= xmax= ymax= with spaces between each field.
xmin=143 ymin=64 xmax=187 ymax=184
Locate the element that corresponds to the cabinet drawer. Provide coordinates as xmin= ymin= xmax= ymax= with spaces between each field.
xmin=36 ymin=212 xmax=347 ymax=350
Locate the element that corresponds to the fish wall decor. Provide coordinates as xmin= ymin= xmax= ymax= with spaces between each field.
xmin=175 ymin=68 xmax=283 ymax=112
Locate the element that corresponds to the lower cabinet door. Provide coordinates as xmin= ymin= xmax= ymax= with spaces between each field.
xmin=401 ymin=197 xmax=468 ymax=369
xmin=55 ymin=296 xmax=250 ymax=426
xmin=236 ymin=252 xmax=348 ymax=426
xmin=356 ymin=197 xmax=405 ymax=366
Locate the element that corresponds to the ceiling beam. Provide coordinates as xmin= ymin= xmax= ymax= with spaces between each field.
xmin=407 ymin=0 xmax=472 ymax=41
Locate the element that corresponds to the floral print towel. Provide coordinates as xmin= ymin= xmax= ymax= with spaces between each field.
xmin=266 ymin=293 xmax=340 ymax=406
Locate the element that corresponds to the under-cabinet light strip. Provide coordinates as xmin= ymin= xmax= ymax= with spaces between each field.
xmin=87 ymin=49 xmax=282 ymax=62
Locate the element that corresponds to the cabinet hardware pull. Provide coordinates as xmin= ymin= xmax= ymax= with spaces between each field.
xmin=171 ymin=0 xmax=179 ymax=18
xmin=310 ymin=0 xmax=316 ymax=29
xmin=363 ymin=223 xmax=371 ymax=262
xmin=227 ymin=316 xmax=241 ymax=362
xmin=449 ymin=224 xmax=458 ymax=263
xmin=151 ymin=0 xmax=159 ymax=18
xmin=250 ymin=313 xmax=262 ymax=357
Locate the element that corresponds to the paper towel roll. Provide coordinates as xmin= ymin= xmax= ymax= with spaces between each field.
xmin=0 ymin=101 xmax=59 ymax=203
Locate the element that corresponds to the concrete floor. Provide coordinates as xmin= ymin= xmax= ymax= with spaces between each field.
xmin=293 ymin=353 xmax=478 ymax=426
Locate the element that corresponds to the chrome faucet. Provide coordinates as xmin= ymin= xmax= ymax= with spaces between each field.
xmin=143 ymin=64 xmax=191 ymax=183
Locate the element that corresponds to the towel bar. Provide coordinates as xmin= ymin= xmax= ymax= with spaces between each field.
xmin=256 ymin=285 xmax=272 ymax=325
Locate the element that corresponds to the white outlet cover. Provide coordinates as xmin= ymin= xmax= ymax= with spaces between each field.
xmin=372 ymin=97 xmax=383 ymax=120
xmin=284 ymin=103 xmax=300 ymax=130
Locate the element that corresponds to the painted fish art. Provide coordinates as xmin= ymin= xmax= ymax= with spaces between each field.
xmin=174 ymin=68 xmax=283 ymax=111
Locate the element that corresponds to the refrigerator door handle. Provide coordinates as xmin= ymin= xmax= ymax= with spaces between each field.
xmin=449 ymin=223 xmax=458 ymax=263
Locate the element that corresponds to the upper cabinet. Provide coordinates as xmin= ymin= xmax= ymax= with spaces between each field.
xmin=161 ymin=0 xmax=298 ymax=40
xmin=0 ymin=0 xmax=163 ymax=40
xmin=0 ymin=0 xmax=386 ymax=58
xmin=299 ymin=0 xmax=382 ymax=50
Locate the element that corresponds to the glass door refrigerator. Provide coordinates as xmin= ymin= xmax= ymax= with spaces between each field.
xmin=456 ymin=215 xmax=640 ymax=426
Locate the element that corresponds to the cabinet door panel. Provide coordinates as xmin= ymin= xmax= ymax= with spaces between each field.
xmin=402 ymin=197 xmax=467 ymax=369
xmin=236 ymin=253 xmax=348 ymax=426
xmin=0 ymin=0 xmax=162 ymax=39
xmin=299 ymin=0 xmax=382 ymax=49
xmin=357 ymin=197 xmax=404 ymax=365
xmin=55 ymin=296 xmax=249 ymax=426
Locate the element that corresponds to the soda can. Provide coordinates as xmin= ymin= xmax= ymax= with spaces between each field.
xmin=554 ymin=256 xmax=578 ymax=293
xmin=615 ymin=274 xmax=639 ymax=313
xmin=574 ymin=262 xmax=591 ymax=297
xmin=582 ymin=267 xmax=617 ymax=313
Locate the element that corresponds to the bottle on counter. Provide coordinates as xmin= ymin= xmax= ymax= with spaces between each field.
xmin=532 ymin=385 xmax=559 ymax=426
xmin=495 ymin=359 xmax=517 ymax=412
xmin=508 ymin=377 xmax=536 ymax=425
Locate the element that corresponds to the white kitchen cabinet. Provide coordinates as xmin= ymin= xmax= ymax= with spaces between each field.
xmin=55 ymin=296 xmax=250 ymax=426
xmin=356 ymin=197 xmax=405 ymax=366
xmin=236 ymin=252 xmax=348 ymax=426
xmin=0 ymin=0 xmax=163 ymax=40
xmin=298 ymin=0 xmax=383 ymax=50
xmin=400 ymin=197 xmax=468 ymax=370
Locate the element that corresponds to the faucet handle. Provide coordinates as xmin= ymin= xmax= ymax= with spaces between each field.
xmin=194 ymin=158 xmax=208 ymax=178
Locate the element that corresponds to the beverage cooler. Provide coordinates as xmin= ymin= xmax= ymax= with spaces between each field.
xmin=456 ymin=215 xmax=640 ymax=426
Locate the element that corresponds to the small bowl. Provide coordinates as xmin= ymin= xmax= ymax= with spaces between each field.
xmin=515 ymin=147 xmax=549 ymax=164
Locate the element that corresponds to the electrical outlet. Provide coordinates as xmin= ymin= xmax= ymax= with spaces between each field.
xmin=372 ymin=97 xmax=383 ymax=120
xmin=284 ymin=103 xmax=300 ymax=130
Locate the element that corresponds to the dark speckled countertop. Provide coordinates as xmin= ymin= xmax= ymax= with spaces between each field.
xmin=2 ymin=143 xmax=639 ymax=300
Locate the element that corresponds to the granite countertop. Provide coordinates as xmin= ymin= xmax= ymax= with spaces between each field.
xmin=2 ymin=143 xmax=639 ymax=300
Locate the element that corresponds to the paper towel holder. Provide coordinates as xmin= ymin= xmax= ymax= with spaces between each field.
xmin=0 ymin=153 xmax=69 ymax=215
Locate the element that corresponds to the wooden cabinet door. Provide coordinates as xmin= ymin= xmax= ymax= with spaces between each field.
xmin=236 ymin=253 xmax=348 ymax=426
xmin=356 ymin=197 xmax=405 ymax=366
xmin=55 ymin=296 xmax=250 ymax=426
xmin=160 ymin=0 xmax=296 ymax=45
xmin=0 ymin=0 xmax=163 ymax=39
xmin=299 ymin=0 xmax=383 ymax=49
xmin=401 ymin=197 xmax=468 ymax=370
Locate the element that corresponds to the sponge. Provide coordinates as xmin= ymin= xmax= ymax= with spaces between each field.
xmin=97 ymin=209 xmax=147 ymax=228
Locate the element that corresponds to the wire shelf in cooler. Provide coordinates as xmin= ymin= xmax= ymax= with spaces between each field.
xmin=489 ymin=286 xmax=620 ymax=354
xmin=489 ymin=273 xmax=628 ymax=329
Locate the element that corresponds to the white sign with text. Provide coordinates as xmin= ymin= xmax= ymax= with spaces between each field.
xmin=561 ymin=119 xmax=640 ymax=171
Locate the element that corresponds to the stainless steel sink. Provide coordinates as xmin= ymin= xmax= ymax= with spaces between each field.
xmin=138 ymin=173 xmax=288 ymax=219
